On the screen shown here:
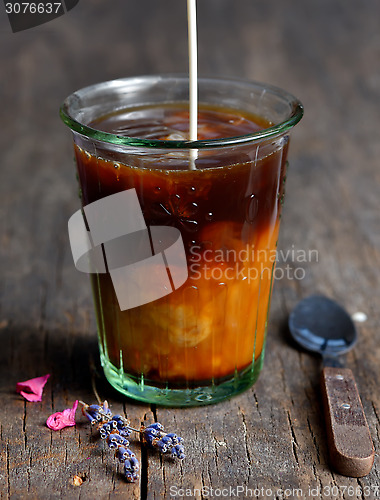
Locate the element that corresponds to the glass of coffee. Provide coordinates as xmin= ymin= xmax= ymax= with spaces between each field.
xmin=61 ymin=75 xmax=303 ymax=406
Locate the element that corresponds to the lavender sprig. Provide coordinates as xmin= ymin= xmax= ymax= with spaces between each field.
xmin=142 ymin=423 xmax=186 ymax=459
xmin=80 ymin=401 xmax=185 ymax=483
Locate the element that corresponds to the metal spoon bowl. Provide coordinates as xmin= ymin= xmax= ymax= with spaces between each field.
xmin=289 ymin=295 xmax=357 ymax=359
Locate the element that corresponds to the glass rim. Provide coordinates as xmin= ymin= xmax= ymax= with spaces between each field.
xmin=60 ymin=74 xmax=304 ymax=149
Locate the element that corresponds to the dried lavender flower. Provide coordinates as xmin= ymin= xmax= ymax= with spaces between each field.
xmin=80 ymin=401 xmax=185 ymax=483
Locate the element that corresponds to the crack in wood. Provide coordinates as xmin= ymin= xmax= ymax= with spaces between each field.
xmin=23 ymin=401 xmax=27 ymax=451
xmin=239 ymin=406 xmax=253 ymax=483
xmin=253 ymin=392 xmax=262 ymax=418
xmin=310 ymin=461 xmax=318 ymax=482
xmin=27 ymin=452 xmax=31 ymax=492
xmin=357 ymin=478 xmax=366 ymax=500
xmin=286 ymin=410 xmax=299 ymax=466
xmin=6 ymin=443 xmax=10 ymax=499
xmin=307 ymin=416 xmax=321 ymax=465
xmin=371 ymin=401 xmax=380 ymax=426
xmin=139 ymin=411 xmax=152 ymax=500
xmin=200 ymin=469 xmax=208 ymax=500
xmin=161 ymin=459 xmax=167 ymax=499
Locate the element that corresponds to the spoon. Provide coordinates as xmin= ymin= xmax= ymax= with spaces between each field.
xmin=289 ymin=295 xmax=374 ymax=477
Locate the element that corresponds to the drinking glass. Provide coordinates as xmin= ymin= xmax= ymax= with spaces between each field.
xmin=60 ymin=75 xmax=303 ymax=406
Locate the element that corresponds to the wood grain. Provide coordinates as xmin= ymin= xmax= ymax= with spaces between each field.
xmin=1 ymin=0 xmax=380 ymax=498
xmin=321 ymin=367 xmax=374 ymax=477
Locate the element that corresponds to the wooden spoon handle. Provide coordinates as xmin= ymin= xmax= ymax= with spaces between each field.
xmin=321 ymin=366 xmax=374 ymax=477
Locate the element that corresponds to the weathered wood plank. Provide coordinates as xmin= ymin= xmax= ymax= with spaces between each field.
xmin=1 ymin=0 xmax=380 ymax=498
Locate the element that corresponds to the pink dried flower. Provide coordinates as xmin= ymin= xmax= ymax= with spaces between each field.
xmin=46 ymin=400 xmax=78 ymax=431
xmin=16 ymin=374 xmax=50 ymax=402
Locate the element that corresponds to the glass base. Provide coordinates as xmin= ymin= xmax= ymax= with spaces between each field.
xmin=100 ymin=349 xmax=265 ymax=407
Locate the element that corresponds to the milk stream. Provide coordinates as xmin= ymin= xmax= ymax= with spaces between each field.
xmin=187 ymin=0 xmax=198 ymax=170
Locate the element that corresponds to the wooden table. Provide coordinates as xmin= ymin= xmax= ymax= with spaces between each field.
xmin=1 ymin=0 xmax=380 ymax=498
